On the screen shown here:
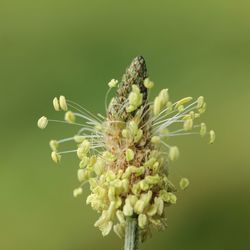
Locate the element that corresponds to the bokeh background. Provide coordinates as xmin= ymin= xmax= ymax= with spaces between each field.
xmin=1 ymin=1 xmax=250 ymax=249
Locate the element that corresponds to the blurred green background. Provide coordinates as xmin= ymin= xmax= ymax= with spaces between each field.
xmin=1 ymin=0 xmax=250 ymax=249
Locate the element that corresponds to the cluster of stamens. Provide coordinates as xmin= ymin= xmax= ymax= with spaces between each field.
xmin=38 ymin=57 xmax=215 ymax=241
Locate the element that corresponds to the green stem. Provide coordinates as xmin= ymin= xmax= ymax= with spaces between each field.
xmin=124 ymin=217 xmax=139 ymax=250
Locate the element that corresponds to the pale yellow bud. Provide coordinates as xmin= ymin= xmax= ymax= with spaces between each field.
xmin=169 ymin=146 xmax=179 ymax=161
xmin=64 ymin=111 xmax=75 ymax=123
xmin=37 ymin=116 xmax=48 ymax=129
xmin=143 ymin=78 xmax=154 ymax=89
xmin=180 ymin=177 xmax=190 ymax=190
xmin=209 ymin=130 xmax=216 ymax=144
xmin=51 ymin=151 xmax=61 ymax=163
xmin=108 ymin=79 xmax=118 ymax=88
xmin=53 ymin=97 xmax=60 ymax=111
xmin=73 ymin=187 xmax=83 ymax=197
xmin=125 ymin=148 xmax=134 ymax=161
xmin=59 ymin=95 xmax=68 ymax=111
xmin=138 ymin=214 xmax=147 ymax=229
xmin=200 ymin=123 xmax=207 ymax=137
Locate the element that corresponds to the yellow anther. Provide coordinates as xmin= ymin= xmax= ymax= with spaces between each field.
xmin=180 ymin=177 xmax=190 ymax=190
xmin=64 ymin=111 xmax=75 ymax=123
xmin=37 ymin=116 xmax=48 ymax=129
xmin=53 ymin=97 xmax=60 ymax=111
xmin=209 ymin=130 xmax=216 ymax=144
xmin=143 ymin=78 xmax=154 ymax=89
xmin=59 ymin=95 xmax=68 ymax=111
xmin=51 ymin=151 xmax=61 ymax=163
xmin=169 ymin=146 xmax=179 ymax=161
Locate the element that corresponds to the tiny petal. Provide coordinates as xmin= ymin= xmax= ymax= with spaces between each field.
xmin=59 ymin=95 xmax=68 ymax=111
xmin=37 ymin=116 xmax=48 ymax=129
xmin=179 ymin=177 xmax=190 ymax=190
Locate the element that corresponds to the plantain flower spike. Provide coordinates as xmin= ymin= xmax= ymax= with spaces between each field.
xmin=37 ymin=56 xmax=215 ymax=242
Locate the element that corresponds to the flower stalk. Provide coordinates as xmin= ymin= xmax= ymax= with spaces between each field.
xmin=124 ymin=217 xmax=139 ymax=250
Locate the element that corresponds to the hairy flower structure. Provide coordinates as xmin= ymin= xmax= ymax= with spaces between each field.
xmin=38 ymin=56 xmax=215 ymax=242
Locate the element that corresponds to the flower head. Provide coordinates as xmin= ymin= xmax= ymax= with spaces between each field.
xmin=38 ymin=56 xmax=215 ymax=241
